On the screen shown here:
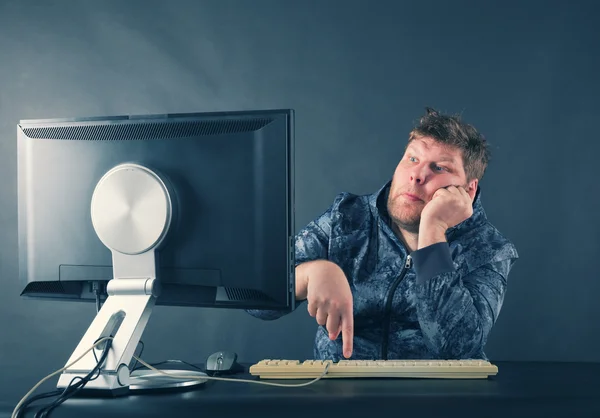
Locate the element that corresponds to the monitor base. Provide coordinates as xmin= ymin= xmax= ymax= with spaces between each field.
xmin=129 ymin=369 xmax=208 ymax=391
xmin=62 ymin=369 xmax=209 ymax=398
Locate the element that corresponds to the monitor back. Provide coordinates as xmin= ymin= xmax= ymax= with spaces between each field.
xmin=17 ymin=109 xmax=295 ymax=311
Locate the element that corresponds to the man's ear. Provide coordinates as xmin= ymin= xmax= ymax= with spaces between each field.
xmin=467 ymin=179 xmax=478 ymax=202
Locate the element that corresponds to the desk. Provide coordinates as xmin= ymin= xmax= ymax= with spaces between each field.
xmin=3 ymin=361 xmax=600 ymax=418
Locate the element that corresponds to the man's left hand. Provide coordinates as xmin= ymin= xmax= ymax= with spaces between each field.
xmin=420 ymin=186 xmax=474 ymax=233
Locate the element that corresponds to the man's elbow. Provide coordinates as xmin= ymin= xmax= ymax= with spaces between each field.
xmin=245 ymin=309 xmax=285 ymax=321
xmin=434 ymin=322 xmax=487 ymax=359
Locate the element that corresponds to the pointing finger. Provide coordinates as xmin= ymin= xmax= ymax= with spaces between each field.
xmin=341 ymin=308 xmax=354 ymax=358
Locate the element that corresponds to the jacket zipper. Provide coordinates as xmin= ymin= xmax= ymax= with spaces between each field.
xmin=381 ymin=254 xmax=412 ymax=360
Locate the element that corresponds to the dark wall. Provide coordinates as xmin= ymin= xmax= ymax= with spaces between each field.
xmin=1 ymin=0 xmax=599 ymax=404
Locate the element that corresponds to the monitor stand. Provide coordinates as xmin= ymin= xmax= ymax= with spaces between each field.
xmin=56 ymin=163 xmax=207 ymax=396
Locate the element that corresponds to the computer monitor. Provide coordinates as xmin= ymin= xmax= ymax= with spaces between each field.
xmin=17 ymin=109 xmax=295 ymax=395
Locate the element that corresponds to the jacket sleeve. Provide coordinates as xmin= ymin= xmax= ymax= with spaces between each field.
xmin=245 ymin=206 xmax=333 ymax=321
xmin=411 ymin=242 xmax=517 ymax=359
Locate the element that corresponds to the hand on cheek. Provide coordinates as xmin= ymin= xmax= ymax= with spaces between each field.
xmin=420 ymin=185 xmax=474 ymax=232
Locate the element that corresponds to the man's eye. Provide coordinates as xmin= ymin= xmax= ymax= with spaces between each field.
xmin=408 ymin=156 xmax=417 ymax=162
xmin=434 ymin=165 xmax=446 ymax=172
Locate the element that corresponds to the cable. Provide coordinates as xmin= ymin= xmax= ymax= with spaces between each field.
xmin=12 ymin=391 xmax=62 ymax=418
xmin=34 ymin=344 xmax=110 ymax=418
xmin=33 ymin=377 xmax=84 ymax=418
xmin=129 ymin=341 xmax=145 ymax=372
xmin=33 ymin=339 xmax=112 ymax=418
xmin=14 ymin=340 xmax=329 ymax=418
xmin=92 ymin=282 xmax=103 ymax=313
xmin=20 ymin=342 xmax=111 ymax=418
xmin=131 ymin=355 xmax=330 ymax=388
xmin=12 ymin=336 xmax=113 ymax=418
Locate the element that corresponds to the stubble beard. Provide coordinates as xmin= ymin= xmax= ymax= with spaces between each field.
xmin=386 ymin=195 xmax=422 ymax=234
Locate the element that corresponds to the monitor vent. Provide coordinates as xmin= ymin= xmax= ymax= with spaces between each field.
xmin=24 ymin=281 xmax=65 ymax=294
xmin=21 ymin=118 xmax=274 ymax=141
xmin=225 ymin=287 xmax=271 ymax=302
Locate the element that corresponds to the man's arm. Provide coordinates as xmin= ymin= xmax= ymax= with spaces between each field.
xmin=410 ymin=185 xmax=517 ymax=358
xmin=411 ymin=242 xmax=516 ymax=358
xmin=245 ymin=207 xmax=332 ymax=320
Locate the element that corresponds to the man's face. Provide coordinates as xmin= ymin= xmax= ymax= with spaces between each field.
xmin=387 ymin=136 xmax=477 ymax=233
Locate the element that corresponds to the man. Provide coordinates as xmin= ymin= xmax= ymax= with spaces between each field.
xmin=247 ymin=107 xmax=518 ymax=362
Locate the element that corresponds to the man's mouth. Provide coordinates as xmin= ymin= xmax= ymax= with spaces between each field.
xmin=402 ymin=193 xmax=423 ymax=202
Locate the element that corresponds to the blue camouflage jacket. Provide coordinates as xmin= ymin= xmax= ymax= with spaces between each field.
xmin=246 ymin=180 xmax=518 ymax=361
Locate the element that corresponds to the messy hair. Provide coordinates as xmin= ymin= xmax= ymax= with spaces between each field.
xmin=408 ymin=107 xmax=490 ymax=181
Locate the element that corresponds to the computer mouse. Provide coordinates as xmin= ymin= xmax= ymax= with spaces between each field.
xmin=205 ymin=351 xmax=244 ymax=375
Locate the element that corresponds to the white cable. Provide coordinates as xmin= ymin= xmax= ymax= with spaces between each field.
xmin=131 ymin=355 xmax=330 ymax=387
xmin=12 ymin=336 xmax=114 ymax=418
xmin=13 ymin=338 xmax=329 ymax=418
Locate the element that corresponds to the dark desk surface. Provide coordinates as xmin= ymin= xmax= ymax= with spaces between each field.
xmin=3 ymin=361 xmax=600 ymax=418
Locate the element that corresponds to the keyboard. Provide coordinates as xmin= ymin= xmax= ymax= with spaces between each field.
xmin=250 ymin=359 xmax=498 ymax=379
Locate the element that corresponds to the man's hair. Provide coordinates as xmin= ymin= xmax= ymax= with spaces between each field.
xmin=408 ymin=107 xmax=490 ymax=181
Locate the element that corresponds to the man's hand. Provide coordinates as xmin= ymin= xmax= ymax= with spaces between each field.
xmin=298 ymin=260 xmax=354 ymax=358
xmin=418 ymin=186 xmax=474 ymax=249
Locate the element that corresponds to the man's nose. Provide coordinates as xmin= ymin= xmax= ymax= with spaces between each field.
xmin=409 ymin=166 xmax=428 ymax=184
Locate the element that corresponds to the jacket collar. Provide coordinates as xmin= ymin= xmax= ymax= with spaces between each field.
xmin=370 ymin=180 xmax=487 ymax=242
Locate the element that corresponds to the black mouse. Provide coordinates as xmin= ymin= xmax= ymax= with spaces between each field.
xmin=205 ymin=351 xmax=244 ymax=376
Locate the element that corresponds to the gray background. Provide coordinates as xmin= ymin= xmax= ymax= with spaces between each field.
xmin=1 ymin=0 xmax=599 ymax=405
